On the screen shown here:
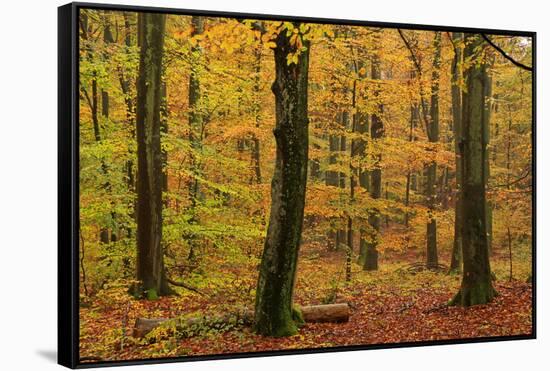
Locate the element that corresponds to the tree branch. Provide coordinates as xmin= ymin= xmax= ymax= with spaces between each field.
xmin=166 ymin=277 xmax=204 ymax=295
xmin=397 ymin=29 xmax=431 ymax=137
xmin=481 ymin=34 xmax=532 ymax=72
xmin=397 ymin=29 xmax=422 ymax=73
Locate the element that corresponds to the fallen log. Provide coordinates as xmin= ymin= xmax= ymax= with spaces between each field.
xmin=300 ymin=303 xmax=349 ymax=323
xmin=133 ymin=303 xmax=349 ymax=338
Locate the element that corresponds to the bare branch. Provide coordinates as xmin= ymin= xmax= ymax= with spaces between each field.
xmin=482 ymin=34 xmax=532 ymax=72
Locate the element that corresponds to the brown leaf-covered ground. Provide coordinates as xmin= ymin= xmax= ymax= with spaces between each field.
xmin=79 ymin=249 xmax=533 ymax=363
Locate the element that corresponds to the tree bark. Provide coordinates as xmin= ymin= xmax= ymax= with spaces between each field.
xmin=346 ymin=79 xmax=358 ymax=281
xmin=186 ymin=16 xmax=205 ymax=262
xmin=326 ymin=115 xmax=340 ymax=250
xmin=250 ymin=44 xmax=263 ymax=184
xmin=254 ymin=26 xmax=310 ymax=337
xmin=135 ymin=12 xmax=169 ymax=298
xmin=484 ymin=71 xmax=493 ymax=255
xmin=336 ymin=112 xmax=348 ymax=249
xmin=450 ymin=34 xmax=496 ymax=307
xmin=356 ymin=108 xmax=370 ymax=266
xmin=426 ymin=32 xmax=441 ymax=268
xmin=102 ymin=13 xmax=118 ymax=243
xmin=363 ymin=41 xmax=383 ymax=272
xmin=450 ymin=32 xmax=463 ymax=273
xmin=119 ymin=12 xmax=137 ymax=202
xmin=404 ymin=102 xmax=419 ymax=227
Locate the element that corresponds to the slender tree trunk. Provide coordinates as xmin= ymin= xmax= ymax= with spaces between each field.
xmin=119 ymin=12 xmax=137 ymax=203
xmin=507 ymin=226 xmax=513 ymax=281
xmin=336 ymin=112 xmax=348 ymax=248
xmin=356 ymin=66 xmax=370 ymax=266
xmin=426 ymin=32 xmax=441 ymax=268
xmin=186 ymin=16 xmax=205 ymax=262
xmin=450 ymin=34 xmax=496 ymax=307
xmin=250 ymin=45 xmax=263 ymax=184
xmin=404 ymin=102 xmax=418 ymax=227
xmin=484 ymin=72 xmax=493 ymax=255
xmin=254 ymin=26 xmax=310 ymax=337
xmin=346 ymin=79 xmax=358 ymax=281
xmin=450 ymin=32 xmax=463 ymax=273
xmin=326 ymin=111 xmax=340 ymax=250
xmin=135 ymin=12 xmax=169 ymax=299
xmin=363 ymin=42 xmax=383 ymax=271
xmin=102 ymin=15 xmax=118 ymax=243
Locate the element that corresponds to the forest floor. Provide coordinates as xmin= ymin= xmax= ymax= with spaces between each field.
xmin=79 ymin=244 xmax=533 ymax=363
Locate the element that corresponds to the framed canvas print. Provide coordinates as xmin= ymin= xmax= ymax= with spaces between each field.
xmin=58 ymin=2 xmax=536 ymax=368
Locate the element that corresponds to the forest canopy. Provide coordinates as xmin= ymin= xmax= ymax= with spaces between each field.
xmin=78 ymin=8 xmax=533 ymax=362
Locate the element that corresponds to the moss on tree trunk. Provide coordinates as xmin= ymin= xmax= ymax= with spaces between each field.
xmin=450 ymin=34 xmax=496 ymax=307
xmin=135 ymin=12 xmax=170 ymax=298
xmin=449 ymin=32 xmax=463 ymax=273
xmin=254 ymin=26 xmax=310 ymax=337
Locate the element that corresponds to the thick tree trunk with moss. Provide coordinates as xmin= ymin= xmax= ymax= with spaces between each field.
xmin=254 ymin=27 xmax=310 ymax=337
xmin=450 ymin=32 xmax=463 ymax=273
xmin=135 ymin=12 xmax=169 ymax=299
xmin=363 ymin=46 xmax=382 ymax=271
xmin=450 ymin=34 xmax=496 ymax=306
xmin=426 ymin=32 xmax=441 ymax=268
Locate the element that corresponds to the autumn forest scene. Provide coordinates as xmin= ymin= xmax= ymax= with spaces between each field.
xmin=78 ymin=8 xmax=533 ymax=363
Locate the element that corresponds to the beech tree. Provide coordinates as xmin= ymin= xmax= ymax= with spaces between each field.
xmin=450 ymin=33 xmax=496 ymax=306
xmin=76 ymin=11 xmax=533 ymax=357
xmin=450 ymin=32 xmax=463 ymax=273
xmin=254 ymin=23 xmax=310 ymax=337
xmin=425 ymin=32 xmax=442 ymax=267
xmin=135 ymin=12 xmax=170 ymax=299
xmin=363 ymin=35 xmax=383 ymax=271
xmin=186 ymin=16 xmax=205 ymax=262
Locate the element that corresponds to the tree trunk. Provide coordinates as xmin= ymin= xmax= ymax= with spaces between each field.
xmin=363 ymin=42 xmax=382 ymax=272
xmin=135 ymin=12 xmax=169 ymax=299
xmin=346 ymin=79 xmax=358 ymax=281
xmin=250 ymin=44 xmax=263 ymax=184
xmin=186 ymin=16 xmax=205 ymax=262
xmin=254 ymin=26 xmax=310 ymax=337
xmin=326 ymin=112 xmax=340 ymax=250
xmin=450 ymin=34 xmax=496 ymax=307
xmin=426 ymin=32 xmax=441 ymax=268
xmin=119 ymin=12 xmax=137 ymax=202
xmin=450 ymin=32 xmax=463 ymax=273
xmin=507 ymin=226 xmax=513 ymax=281
xmin=337 ymin=112 xmax=348 ymax=248
xmin=356 ymin=108 xmax=370 ymax=266
xmin=404 ymin=102 xmax=419 ymax=227
xmin=102 ymin=15 xmax=118 ymax=243
xmin=484 ymin=72 xmax=493 ymax=255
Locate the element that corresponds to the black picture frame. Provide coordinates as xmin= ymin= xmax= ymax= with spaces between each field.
xmin=58 ymin=2 xmax=537 ymax=368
